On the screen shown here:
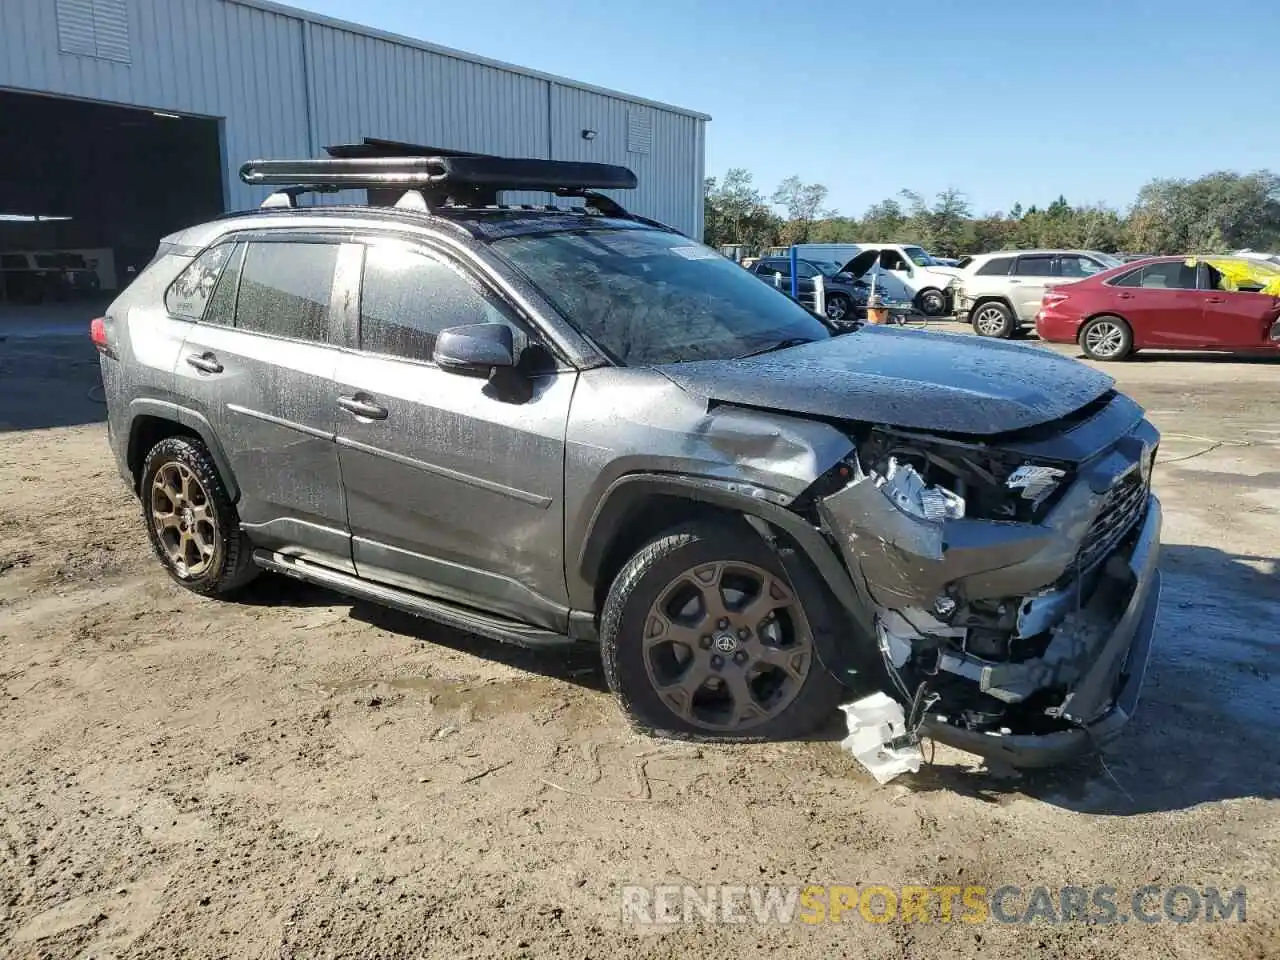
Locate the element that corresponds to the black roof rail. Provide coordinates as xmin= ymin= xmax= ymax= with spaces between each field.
xmin=239 ymin=154 xmax=637 ymax=212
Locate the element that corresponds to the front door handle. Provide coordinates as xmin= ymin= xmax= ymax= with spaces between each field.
xmin=337 ymin=394 xmax=389 ymax=420
xmin=1206 ymin=296 xmax=1226 ymax=303
xmin=185 ymin=352 xmax=223 ymax=374
xmin=1117 ymin=293 xmax=1134 ymax=300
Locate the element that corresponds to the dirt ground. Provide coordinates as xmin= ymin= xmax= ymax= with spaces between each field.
xmin=1 ymin=324 xmax=1277 ymax=959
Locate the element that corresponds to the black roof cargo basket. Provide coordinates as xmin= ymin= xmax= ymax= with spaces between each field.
xmin=239 ymin=149 xmax=637 ymax=213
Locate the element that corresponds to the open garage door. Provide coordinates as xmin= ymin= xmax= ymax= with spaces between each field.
xmin=0 ymin=90 xmax=223 ymax=308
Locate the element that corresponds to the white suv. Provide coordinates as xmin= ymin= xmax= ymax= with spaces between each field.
xmin=954 ymin=250 xmax=1123 ymax=338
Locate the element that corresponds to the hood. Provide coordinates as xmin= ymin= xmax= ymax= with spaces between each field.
xmin=656 ymin=327 xmax=1115 ymax=436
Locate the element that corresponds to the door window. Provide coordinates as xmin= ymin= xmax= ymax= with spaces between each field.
xmin=359 ymin=241 xmax=511 ymax=363
xmin=879 ymin=249 xmax=909 ymax=271
xmin=975 ymin=256 xmax=1013 ymax=276
xmin=1014 ymin=255 xmax=1055 ymax=277
xmin=794 ymin=261 xmax=819 ymax=279
xmin=165 ymin=244 xmax=234 ymax=320
xmin=759 ymin=259 xmax=790 ymax=277
xmin=235 ymin=242 xmax=340 ymax=342
xmin=1136 ymin=262 xmax=1197 ymax=289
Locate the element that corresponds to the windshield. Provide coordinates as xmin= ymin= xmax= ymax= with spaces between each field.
xmin=1090 ymin=252 xmax=1124 ymax=269
xmin=903 ymin=245 xmax=936 ymax=267
xmin=492 ymin=228 xmax=831 ymax=365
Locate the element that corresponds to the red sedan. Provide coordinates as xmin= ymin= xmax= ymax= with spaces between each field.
xmin=1035 ymin=256 xmax=1280 ymax=360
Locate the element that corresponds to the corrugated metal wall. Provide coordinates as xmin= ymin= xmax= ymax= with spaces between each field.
xmin=0 ymin=0 xmax=706 ymax=237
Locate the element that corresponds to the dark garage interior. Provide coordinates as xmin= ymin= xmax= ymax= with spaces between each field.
xmin=0 ymin=89 xmax=224 ymax=310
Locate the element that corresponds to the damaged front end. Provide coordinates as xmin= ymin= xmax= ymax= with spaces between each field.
xmin=811 ymin=407 xmax=1163 ymax=769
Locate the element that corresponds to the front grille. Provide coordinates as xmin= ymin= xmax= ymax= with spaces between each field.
xmin=1072 ymin=469 xmax=1149 ymax=575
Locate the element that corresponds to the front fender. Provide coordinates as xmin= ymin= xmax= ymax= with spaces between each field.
xmin=576 ymin=472 xmax=877 ymax=641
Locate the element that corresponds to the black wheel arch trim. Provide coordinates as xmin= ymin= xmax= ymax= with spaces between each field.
xmin=576 ymin=473 xmax=878 ymax=650
xmin=126 ymin=399 xmax=240 ymax=501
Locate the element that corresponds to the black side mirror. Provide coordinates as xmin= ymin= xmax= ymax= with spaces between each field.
xmin=433 ymin=323 xmax=515 ymax=376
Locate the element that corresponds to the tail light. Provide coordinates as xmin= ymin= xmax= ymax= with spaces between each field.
xmin=90 ymin=316 xmax=115 ymax=357
xmin=1041 ymin=290 xmax=1069 ymax=309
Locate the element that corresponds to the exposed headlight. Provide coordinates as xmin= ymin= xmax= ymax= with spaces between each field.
xmin=877 ymin=457 xmax=965 ymax=522
xmin=1006 ymin=464 xmax=1066 ymax=507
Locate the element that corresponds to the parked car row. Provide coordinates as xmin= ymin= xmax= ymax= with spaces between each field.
xmin=0 ymin=250 xmax=102 ymax=303
xmin=952 ymin=248 xmax=1280 ymax=359
xmin=746 ymin=243 xmax=961 ymax=318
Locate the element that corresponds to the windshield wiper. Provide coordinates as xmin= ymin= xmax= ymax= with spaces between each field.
xmin=737 ymin=337 xmax=818 ymax=359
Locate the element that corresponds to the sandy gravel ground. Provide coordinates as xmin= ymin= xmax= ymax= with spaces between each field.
xmin=1 ymin=327 xmax=1277 ymax=959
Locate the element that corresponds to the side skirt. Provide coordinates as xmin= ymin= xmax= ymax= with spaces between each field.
xmin=252 ymin=550 xmax=585 ymax=650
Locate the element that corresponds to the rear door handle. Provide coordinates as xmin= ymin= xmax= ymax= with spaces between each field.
xmin=185 ymin=352 xmax=223 ymax=374
xmin=337 ymin=394 xmax=389 ymax=420
xmin=1206 ymin=296 xmax=1226 ymax=303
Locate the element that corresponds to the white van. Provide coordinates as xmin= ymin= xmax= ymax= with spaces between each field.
xmin=790 ymin=243 xmax=959 ymax=315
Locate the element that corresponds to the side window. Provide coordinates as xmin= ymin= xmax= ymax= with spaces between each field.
xmin=761 ymin=260 xmax=790 ymax=278
xmin=1 ymin=254 xmax=27 ymax=269
xmin=1111 ymin=267 xmax=1142 ymax=287
xmin=1138 ymin=262 xmax=1196 ymax=290
xmin=975 ymin=256 xmax=1013 ymax=277
xmin=794 ymin=261 xmax=819 ymax=279
xmin=203 ymin=243 xmax=244 ymax=326
xmin=879 ymin=249 xmax=908 ymax=271
xmin=1057 ymin=255 xmax=1103 ymax=278
xmin=235 ymin=242 xmax=339 ymax=342
xmin=1014 ymin=255 xmax=1054 ymax=277
xmin=165 ymin=244 xmax=234 ymax=320
xmin=359 ymin=242 xmax=510 ymax=362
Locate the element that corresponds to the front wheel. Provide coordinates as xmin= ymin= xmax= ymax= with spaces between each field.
xmin=825 ymin=292 xmax=852 ymax=322
xmin=1079 ymin=315 xmax=1133 ymax=361
xmin=915 ymin=287 xmax=947 ymax=316
xmin=600 ymin=520 xmax=845 ymax=740
xmin=972 ymin=301 xmax=1015 ymax=338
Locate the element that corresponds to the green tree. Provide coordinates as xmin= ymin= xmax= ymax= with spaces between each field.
xmin=772 ymin=176 xmax=830 ymax=244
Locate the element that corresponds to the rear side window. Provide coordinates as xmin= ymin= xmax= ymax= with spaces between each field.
xmin=1014 ymin=255 xmax=1054 ymax=277
xmin=1111 ymin=267 xmax=1142 ymax=287
xmin=758 ymin=260 xmax=790 ymax=277
xmin=0 ymin=254 xmax=26 ymax=269
xmin=1135 ymin=261 xmax=1197 ymax=290
xmin=165 ymin=244 xmax=234 ymax=320
xmin=359 ymin=241 xmax=510 ymax=362
xmin=235 ymin=242 xmax=339 ymax=342
xmin=975 ymin=256 xmax=1013 ymax=276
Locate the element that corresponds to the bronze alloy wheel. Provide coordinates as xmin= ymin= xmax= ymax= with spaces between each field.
xmin=149 ymin=460 xmax=218 ymax=578
xmin=641 ymin=560 xmax=813 ymax=731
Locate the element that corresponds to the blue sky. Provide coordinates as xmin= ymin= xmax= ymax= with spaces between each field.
xmin=287 ymin=0 xmax=1280 ymax=218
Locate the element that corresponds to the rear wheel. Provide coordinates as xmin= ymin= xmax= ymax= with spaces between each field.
xmin=972 ymin=301 xmax=1015 ymax=338
xmin=140 ymin=436 xmax=258 ymax=595
xmin=600 ymin=520 xmax=845 ymax=740
xmin=1079 ymin=315 xmax=1133 ymax=361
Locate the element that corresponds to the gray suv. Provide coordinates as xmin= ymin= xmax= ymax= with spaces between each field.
xmin=94 ymin=152 xmax=1162 ymax=768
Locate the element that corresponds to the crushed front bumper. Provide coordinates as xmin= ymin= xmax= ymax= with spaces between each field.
xmin=922 ymin=496 xmax=1161 ymax=767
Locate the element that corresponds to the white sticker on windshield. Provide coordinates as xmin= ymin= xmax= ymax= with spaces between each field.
xmin=670 ymin=245 xmax=720 ymax=260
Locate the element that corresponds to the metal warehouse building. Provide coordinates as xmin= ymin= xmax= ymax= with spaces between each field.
xmin=0 ymin=0 xmax=708 ymax=293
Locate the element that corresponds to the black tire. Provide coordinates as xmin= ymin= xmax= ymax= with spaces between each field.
xmin=139 ymin=436 xmax=258 ymax=596
xmin=600 ymin=519 xmax=846 ymax=741
xmin=971 ymin=300 xmax=1015 ymax=338
xmin=825 ymin=292 xmax=852 ymax=322
xmin=1078 ymin=315 xmax=1133 ymax=361
xmin=915 ymin=287 xmax=947 ymax=317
